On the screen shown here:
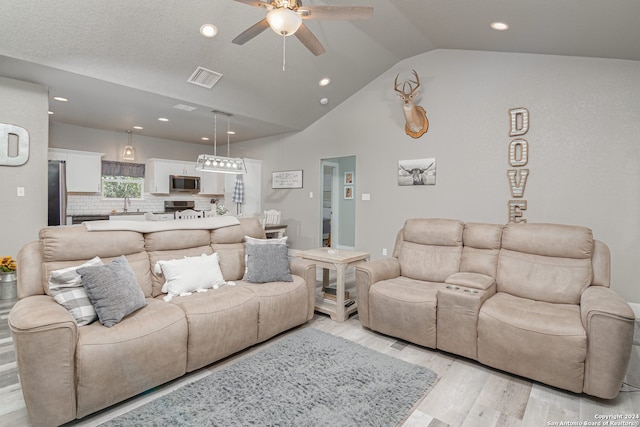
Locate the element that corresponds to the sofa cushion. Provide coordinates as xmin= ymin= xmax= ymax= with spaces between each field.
xmin=478 ymin=292 xmax=586 ymax=393
xmin=242 ymin=276 xmax=309 ymax=342
xmin=166 ymin=287 xmax=259 ymax=372
xmin=75 ymin=298 xmax=188 ymax=417
xmin=497 ymin=223 xmax=593 ymax=304
xmin=369 ymin=277 xmax=443 ymax=348
xmin=48 ymin=256 xmax=103 ymax=326
xmin=459 ymin=223 xmax=503 ymax=277
xmin=397 ymin=219 xmax=463 ymax=282
xmin=78 ymin=256 xmax=147 ymax=327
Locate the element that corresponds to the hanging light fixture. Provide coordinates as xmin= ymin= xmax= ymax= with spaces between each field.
xmin=122 ymin=130 xmax=135 ymax=161
xmin=265 ymin=3 xmax=302 ymax=71
xmin=196 ymin=111 xmax=246 ymax=174
xmin=266 ymin=7 xmax=302 ymax=36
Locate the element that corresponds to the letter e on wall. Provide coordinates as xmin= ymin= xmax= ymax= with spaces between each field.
xmin=0 ymin=123 xmax=30 ymax=166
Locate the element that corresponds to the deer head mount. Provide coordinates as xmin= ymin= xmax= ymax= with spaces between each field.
xmin=394 ymin=69 xmax=429 ymax=138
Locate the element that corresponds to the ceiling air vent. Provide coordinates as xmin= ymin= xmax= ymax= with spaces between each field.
xmin=187 ymin=67 xmax=223 ymax=89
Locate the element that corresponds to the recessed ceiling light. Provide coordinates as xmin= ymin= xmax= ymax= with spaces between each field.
xmin=490 ymin=22 xmax=509 ymax=31
xmin=48 ymin=111 xmax=54 ymax=115
xmin=200 ymin=24 xmax=218 ymax=38
xmin=53 ymin=96 xmax=68 ymax=102
xmin=158 ymin=117 xmax=169 ymax=122
xmin=133 ymin=126 xmax=143 ymax=130
xmin=319 ymin=77 xmax=331 ymax=87
xmin=320 ymin=98 xmax=329 ymax=105
xmin=201 ymin=137 xmax=210 ymax=141
xmin=227 ymin=131 xmax=236 ymax=135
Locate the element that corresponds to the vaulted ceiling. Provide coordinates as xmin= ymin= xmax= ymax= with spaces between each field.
xmin=1 ymin=0 xmax=639 ymax=145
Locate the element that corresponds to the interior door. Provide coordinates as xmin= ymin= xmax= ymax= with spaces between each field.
xmin=321 ymin=161 xmax=339 ymax=247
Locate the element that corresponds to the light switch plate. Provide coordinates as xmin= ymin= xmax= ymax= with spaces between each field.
xmin=17 ymin=187 xmax=25 ymax=197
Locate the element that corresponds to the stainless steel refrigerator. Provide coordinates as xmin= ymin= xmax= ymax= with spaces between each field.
xmin=48 ymin=160 xmax=67 ymax=226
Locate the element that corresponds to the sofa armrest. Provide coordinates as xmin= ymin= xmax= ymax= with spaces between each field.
xmin=355 ymin=258 xmax=401 ymax=327
xmin=580 ymin=286 xmax=635 ymax=399
xmin=8 ymin=295 xmax=79 ymax=427
xmin=289 ymin=258 xmax=317 ymax=321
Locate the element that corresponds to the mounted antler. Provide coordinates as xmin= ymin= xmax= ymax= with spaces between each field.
xmin=394 ymin=69 xmax=429 ymax=138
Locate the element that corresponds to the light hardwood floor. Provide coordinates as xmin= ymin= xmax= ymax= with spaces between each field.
xmin=1 ymin=294 xmax=639 ymax=427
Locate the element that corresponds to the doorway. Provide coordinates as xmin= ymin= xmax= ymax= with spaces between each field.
xmin=320 ymin=156 xmax=356 ymax=249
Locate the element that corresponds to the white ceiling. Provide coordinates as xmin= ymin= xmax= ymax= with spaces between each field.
xmin=1 ymin=0 xmax=639 ymax=145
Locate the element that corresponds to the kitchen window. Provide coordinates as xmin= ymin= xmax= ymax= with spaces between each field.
xmin=101 ymin=161 xmax=145 ymax=200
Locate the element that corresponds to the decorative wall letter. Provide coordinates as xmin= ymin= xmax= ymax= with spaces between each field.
xmin=507 ymin=169 xmax=529 ymax=197
xmin=509 ymin=108 xmax=529 ymax=137
xmin=508 ymin=200 xmax=527 ymax=223
xmin=508 ymin=139 xmax=528 ymax=167
xmin=507 ymin=108 xmax=530 ymax=223
xmin=0 ymin=123 xmax=30 ymax=166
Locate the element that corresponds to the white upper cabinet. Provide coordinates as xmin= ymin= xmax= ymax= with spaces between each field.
xmin=146 ymin=158 xmax=222 ymax=195
xmin=145 ymin=159 xmax=174 ymax=194
xmin=48 ymin=148 xmax=104 ymax=193
xmin=198 ymin=171 xmax=224 ymax=195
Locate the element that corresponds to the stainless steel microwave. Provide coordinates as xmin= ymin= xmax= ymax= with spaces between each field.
xmin=169 ymin=175 xmax=200 ymax=193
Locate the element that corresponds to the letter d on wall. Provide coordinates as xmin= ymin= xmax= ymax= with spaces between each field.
xmin=0 ymin=123 xmax=30 ymax=166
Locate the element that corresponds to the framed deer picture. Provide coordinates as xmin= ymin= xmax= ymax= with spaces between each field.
xmin=398 ymin=158 xmax=436 ymax=186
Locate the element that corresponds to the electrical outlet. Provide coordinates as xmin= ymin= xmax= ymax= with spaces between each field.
xmin=309 ymin=192 xmax=314 ymax=198
xmin=382 ymin=248 xmax=387 ymax=256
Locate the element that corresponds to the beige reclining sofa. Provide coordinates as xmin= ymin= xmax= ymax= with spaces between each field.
xmin=9 ymin=217 xmax=315 ymax=427
xmin=356 ymin=218 xmax=635 ymax=399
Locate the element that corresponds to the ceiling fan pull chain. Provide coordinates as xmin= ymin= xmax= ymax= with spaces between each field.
xmin=282 ymin=34 xmax=286 ymax=71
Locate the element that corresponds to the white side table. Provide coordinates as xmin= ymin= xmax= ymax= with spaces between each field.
xmin=296 ymin=248 xmax=370 ymax=322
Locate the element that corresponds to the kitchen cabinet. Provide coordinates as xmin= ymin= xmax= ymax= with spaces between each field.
xmin=48 ymin=148 xmax=104 ymax=193
xmin=198 ymin=171 xmax=224 ymax=195
xmin=146 ymin=158 xmax=223 ymax=195
xmin=146 ymin=158 xmax=198 ymax=194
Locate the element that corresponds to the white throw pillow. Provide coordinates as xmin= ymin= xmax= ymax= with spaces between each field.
xmin=48 ymin=256 xmax=103 ymax=326
xmin=157 ymin=253 xmax=226 ymax=297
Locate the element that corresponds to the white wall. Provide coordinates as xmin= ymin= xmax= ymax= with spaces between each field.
xmin=231 ymin=49 xmax=640 ymax=303
xmin=0 ymin=77 xmax=49 ymax=258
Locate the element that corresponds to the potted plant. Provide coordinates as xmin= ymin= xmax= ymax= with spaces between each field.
xmin=0 ymin=256 xmax=17 ymax=300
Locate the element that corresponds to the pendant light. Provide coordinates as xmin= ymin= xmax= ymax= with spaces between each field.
xmin=122 ymin=130 xmax=135 ymax=161
xmin=196 ymin=111 xmax=246 ymax=174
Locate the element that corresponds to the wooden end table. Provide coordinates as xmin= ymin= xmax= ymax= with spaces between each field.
xmin=296 ymin=248 xmax=370 ymax=322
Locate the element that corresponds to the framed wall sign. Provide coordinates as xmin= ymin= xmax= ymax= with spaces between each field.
xmin=272 ymin=170 xmax=303 ymax=189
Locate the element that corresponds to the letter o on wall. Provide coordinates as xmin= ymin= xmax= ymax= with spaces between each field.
xmin=508 ymin=139 xmax=528 ymax=167
xmin=0 ymin=123 xmax=30 ymax=166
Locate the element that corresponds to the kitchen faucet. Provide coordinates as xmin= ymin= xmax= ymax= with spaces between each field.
xmin=123 ymin=196 xmax=130 ymax=213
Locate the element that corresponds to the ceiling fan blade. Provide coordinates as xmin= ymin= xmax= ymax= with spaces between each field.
xmin=232 ymin=0 xmax=273 ymax=10
xmin=295 ymin=23 xmax=325 ymax=56
xmin=232 ymin=18 xmax=271 ymax=45
xmin=298 ymin=5 xmax=373 ymax=20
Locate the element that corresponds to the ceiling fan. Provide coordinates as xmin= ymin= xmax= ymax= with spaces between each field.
xmin=231 ymin=0 xmax=374 ymax=56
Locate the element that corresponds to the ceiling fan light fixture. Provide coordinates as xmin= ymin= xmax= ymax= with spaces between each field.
xmin=266 ymin=8 xmax=302 ymax=36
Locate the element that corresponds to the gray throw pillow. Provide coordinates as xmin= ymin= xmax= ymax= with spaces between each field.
xmin=245 ymin=243 xmax=292 ymax=283
xmin=77 ymin=256 xmax=147 ymax=327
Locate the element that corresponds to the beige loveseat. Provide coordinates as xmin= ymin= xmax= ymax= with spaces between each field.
xmin=356 ymin=218 xmax=635 ymax=399
xmin=9 ymin=217 xmax=316 ymax=427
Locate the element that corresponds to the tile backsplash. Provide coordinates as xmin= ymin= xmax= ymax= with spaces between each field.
xmin=67 ymin=193 xmax=223 ymax=216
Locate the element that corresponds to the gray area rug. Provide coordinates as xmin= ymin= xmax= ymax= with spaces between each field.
xmin=101 ymin=327 xmax=437 ymax=427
